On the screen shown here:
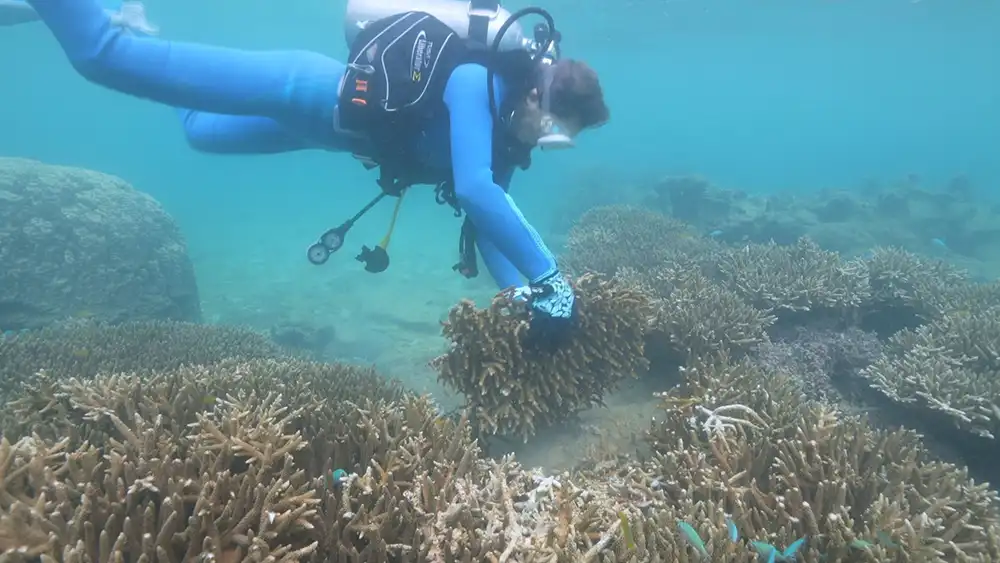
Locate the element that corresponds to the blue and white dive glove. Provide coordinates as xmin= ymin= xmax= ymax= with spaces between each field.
xmin=108 ymin=1 xmax=159 ymax=35
xmin=518 ymin=271 xmax=577 ymax=352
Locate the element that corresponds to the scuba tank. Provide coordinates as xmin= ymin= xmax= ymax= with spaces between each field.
xmin=344 ymin=0 xmax=531 ymax=53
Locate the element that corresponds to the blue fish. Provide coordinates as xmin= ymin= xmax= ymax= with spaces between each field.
xmin=726 ymin=517 xmax=740 ymax=542
xmin=751 ymin=538 xmax=806 ymax=562
xmin=782 ymin=537 xmax=806 ymax=559
xmin=709 ymin=229 xmax=724 ymax=238
xmin=752 ymin=541 xmax=778 ymax=561
xmin=677 ymin=520 xmax=710 ymax=558
xmin=876 ymin=531 xmax=899 ymax=549
xmin=328 ymin=468 xmax=349 ymax=488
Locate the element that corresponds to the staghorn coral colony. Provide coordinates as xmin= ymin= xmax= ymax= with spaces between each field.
xmin=2 ymin=203 xmax=1000 ymax=561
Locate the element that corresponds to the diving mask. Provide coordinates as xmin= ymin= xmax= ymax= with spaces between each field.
xmin=535 ymin=64 xmax=576 ymax=151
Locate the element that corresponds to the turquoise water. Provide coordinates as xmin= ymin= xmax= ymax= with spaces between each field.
xmin=1 ymin=0 xmax=997 ymax=389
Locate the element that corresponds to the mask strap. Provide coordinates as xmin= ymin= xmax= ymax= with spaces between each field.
xmin=539 ymin=64 xmax=556 ymax=117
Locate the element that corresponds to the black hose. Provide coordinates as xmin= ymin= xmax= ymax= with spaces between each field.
xmin=486 ymin=7 xmax=557 ymax=120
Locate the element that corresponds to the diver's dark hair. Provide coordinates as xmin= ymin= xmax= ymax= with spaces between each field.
xmin=489 ymin=49 xmax=542 ymax=111
xmin=544 ymin=59 xmax=609 ymax=129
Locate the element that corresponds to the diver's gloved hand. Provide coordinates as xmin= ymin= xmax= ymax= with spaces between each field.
xmin=522 ymin=271 xmax=577 ymax=352
xmin=108 ymin=1 xmax=159 ymax=35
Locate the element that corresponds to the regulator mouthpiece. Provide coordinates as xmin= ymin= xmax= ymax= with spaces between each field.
xmin=537 ymin=132 xmax=575 ymax=150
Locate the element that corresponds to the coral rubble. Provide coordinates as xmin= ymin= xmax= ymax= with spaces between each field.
xmin=432 ymin=274 xmax=651 ymax=441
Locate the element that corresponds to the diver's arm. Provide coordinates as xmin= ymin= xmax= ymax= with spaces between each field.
xmin=177 ymin=110 xmax=313 ymax=154
xmin=25 ymin=0 xmax=341 ymax=132
xmin=444 ymin=64 xmax=559 ymax=284
xmin=477 ymin=236 xmax=524 ymax=289
xmin=0 ymin=0 xmax=40 ymax=25
xmin=476 ymin=166 xmax=526 ymax=289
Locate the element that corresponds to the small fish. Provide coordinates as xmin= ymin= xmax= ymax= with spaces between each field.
xmin=709 ymin=229 xmax=724 ymax=238
xmin=202 ymin=395 xmax=217 ymax=405
xmin=725 ymin=517 xmax=739 ymax=542
xmin=876 ymin=531 xmax=899 ymax=549
xmin=752 ymin=541 xmax=778 ymax=560
xmin=677 ymin=521 xmax=709 ymax=558
xmin=930 ymin=237 xmax=949 ymax=250
xmin=71 ymin=348 xmax=91 ymax=359
xmin=617 ymin=511 xmax=636 ymax=550
xmin=782 ymin=537 xmax=806 ymax=559
xmin=849 ymin=538 xmax=873 ymax=550
xmin=328 ymin=468 xmax=349 ymax=488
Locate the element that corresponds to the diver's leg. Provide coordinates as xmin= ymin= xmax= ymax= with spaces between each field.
xmin=176 ymin=109 xmax=361 ymax=154
xmin=178 ymin=110 xmax=310 ymax=154
xmin=27 ymin=0 xmax=343 ymax=132
xmin=0 ymin=0 xmax=39 ymax=25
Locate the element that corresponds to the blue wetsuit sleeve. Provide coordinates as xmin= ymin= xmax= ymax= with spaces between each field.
xmin=443 ymin=64 xmax=558 ymax=284
xmin=177 ymin=109 xmax=311 ymax=154
xmin=0 ymin=0 xmax=39 ymax=26
xmin=476 ymin=166 xmax=524 ymax=289
xmin=26 ymin=0 xmax=342 ymax=140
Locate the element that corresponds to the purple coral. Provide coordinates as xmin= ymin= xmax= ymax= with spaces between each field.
xmin=753 ymin=327 xmax=884 ymax=402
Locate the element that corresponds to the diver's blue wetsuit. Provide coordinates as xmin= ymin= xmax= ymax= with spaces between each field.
xmin=24 ymin=0 xmax=559 ymax=291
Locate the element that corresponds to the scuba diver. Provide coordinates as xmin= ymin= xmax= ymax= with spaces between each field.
xmin=6 ymin=0 xmax=610 ymax=351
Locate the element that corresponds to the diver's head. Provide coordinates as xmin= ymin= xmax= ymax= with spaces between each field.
xmin=511 ymin=58 xmax=610 ymax=150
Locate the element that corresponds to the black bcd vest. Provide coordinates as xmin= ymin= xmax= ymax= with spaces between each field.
xmin=336 ymin=10 xmax=532 ymax=195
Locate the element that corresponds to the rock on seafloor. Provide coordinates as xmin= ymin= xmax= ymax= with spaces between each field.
xmin=0 ymin=157 xmax=201 ymax=330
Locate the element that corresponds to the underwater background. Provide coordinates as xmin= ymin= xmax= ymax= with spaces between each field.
xmin=4 ymin=0 xmax=1000 ymax=560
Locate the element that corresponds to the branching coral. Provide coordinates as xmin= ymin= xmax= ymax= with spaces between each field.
xmin=560 ymin=204 xmax=713 ymax=277
xmin=864 ymin=246 xmax=971 ymax=320
xmin=714 ymin=237 xmax=870 ymax=318
xmin=0 ymin=353 xmax=694 ymax=563
xmin=861 ymin=306 xmax=1000 ymax=439
xmin=617 ymin=264 xmax=775 ymax=363
xmin=602 ymin=353 xmax=1000 ymax=562
xmin=432 ymin=274 xmax=652 ymax=441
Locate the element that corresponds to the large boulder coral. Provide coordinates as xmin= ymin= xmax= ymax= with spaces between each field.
xmin=432 ymin=274 xmax=651 ymax=441
xmin=0 ymin=319 xmax=286 ymax=399
xmin=0 ymin=158 xmax=201 ymax=330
